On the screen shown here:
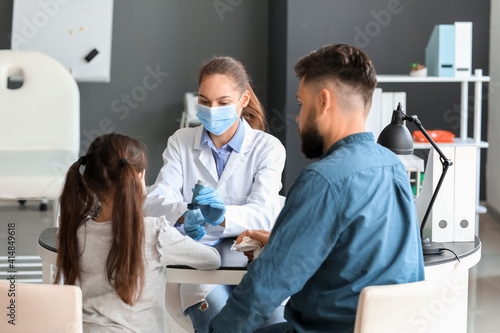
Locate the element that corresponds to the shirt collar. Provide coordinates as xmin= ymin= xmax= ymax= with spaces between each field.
xmin=322 ymin=132 xmax=375 ymax=158
xmin=200 ymin=118 xmax=246 ymax=153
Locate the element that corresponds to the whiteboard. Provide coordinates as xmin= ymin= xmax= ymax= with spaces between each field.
xmin=11 ymin=0 xmax=114 ymax=82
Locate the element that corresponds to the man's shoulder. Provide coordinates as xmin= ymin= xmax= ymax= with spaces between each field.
xmin=305 ymin=141 xmax=403 ymax=180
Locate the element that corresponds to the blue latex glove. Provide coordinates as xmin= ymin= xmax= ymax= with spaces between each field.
xmin=183 ymin=209 xmax=206 ymax=241
xmin=195 ymin=186 xmax=226 ymax=226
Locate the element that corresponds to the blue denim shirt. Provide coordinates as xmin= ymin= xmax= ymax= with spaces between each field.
xmin=200 ymin=119 xmax=245 ymax=179
xmin=209 ymin=132 xmax=425 ymax=333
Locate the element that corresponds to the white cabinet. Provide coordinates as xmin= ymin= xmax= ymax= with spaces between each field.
xmin=376 ymin=69 xmax=490 ymax=232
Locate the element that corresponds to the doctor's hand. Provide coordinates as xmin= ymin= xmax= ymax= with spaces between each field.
xmin=183 ymin=209 xmax=206 ymax=241
xmin=195 ymin=186 xmax=226 ymax=226
xmin=236 ymin=230 xmax=271 ymax=261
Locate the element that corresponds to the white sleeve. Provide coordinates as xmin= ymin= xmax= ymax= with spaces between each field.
xmin=154 ymin=217 xmax=221 ymax=270
xmin=144 ymin=132 xmax=188 ymax=222
xmin=219 ymin=137 xmax=286 ymax=237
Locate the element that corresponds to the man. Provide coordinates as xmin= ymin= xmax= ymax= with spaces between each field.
xmin=209 ymin=44 xmax=424 ymax=333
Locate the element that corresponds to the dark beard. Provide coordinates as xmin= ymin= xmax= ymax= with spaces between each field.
xmin=300 ymin=110 xmax=324 ymax=159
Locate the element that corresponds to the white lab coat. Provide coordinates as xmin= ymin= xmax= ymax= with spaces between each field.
xmin=144 ymin=119 xmax=286 ymax=314
xmin=144 ymin=118 xmax=286 ymax=238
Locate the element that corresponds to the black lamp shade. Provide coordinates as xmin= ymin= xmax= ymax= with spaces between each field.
xmin=377 ymin=110 xmax=414 ymax=155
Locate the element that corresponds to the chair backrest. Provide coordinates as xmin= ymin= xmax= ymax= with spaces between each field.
xmin=0 ymin=280 xmax=82 ymax=332
xmin=0 ymin=50 xmax=79 ymax=152
xmin=354 ymin=263 xmax=467 ymax=333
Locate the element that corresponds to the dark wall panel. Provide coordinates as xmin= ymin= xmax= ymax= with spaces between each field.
xmin=269 ymin=0 xmax=490 ymax=197
xmin=0 ymin=0 xmax=269 ymax=184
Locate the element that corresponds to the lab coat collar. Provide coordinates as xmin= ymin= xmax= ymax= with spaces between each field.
xmin=193 ymin=118 xmax=256 ymax=153
xmin=198 ymin=118 xmax=245 ymax=153
xmin=193 ymin=118 xmax=257 ymax=184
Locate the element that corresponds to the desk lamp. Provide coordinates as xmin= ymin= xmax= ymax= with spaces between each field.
xmin=377 ymin=103 xmax=453 ymax=255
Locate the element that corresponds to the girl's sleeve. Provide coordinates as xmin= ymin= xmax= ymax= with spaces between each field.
xmin=154 ymin=216 xmax=221 ymax=270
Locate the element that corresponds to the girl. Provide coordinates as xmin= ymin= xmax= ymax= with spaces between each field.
xmin=145 ymin=56 xmax=286 ymax=332
xmin=55 ymin=133 xmax=221 ymax=332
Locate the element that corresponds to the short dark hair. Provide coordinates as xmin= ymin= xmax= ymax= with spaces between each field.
xmin=294 ymin=44 xmax=377 ymax=106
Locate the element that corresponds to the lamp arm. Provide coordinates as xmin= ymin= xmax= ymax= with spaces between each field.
xmin=404 ymin=116 xmax=452 ymax=165
xmin=403 ymin=115 xmax=453 ymax=236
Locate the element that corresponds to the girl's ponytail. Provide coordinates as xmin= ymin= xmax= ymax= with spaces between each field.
xmin=107 ymin=159 xmax=145 ymax=305
xmin=241 ymin=84 xmax=267 ymax=131
xmin=54 ymin=159 xmax=94 ymax=285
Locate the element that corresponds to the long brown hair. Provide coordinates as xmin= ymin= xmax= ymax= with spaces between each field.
xmin=199 ymin=56 xmax=267 ymax=131
xmin=54 ymin=133 xmax=147 ymax=306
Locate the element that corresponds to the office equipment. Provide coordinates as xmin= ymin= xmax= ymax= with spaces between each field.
xmin=0 ymin=50 xmax=80 ymax=226
xmin=0 ymin=280 xmax=82 ymax=333
xmin=11 ymin=0 xmax=114 ymax=82
xmin=84 ymin=48 xmax=99 ymax=62
xmin=398 ymin=154 xmax=425 ymax=197
xmin=417 ymin=147 xmax=455 ymax=242
xmin=180 ymin=92 xmax=202 ymax=128
xmin=413 ymin=129 xmax=455 ymax=143
xmin=425 ymin=24 xmax=455 ymax=77
xmin=381 ymin=92 xmax=395 ymax=134
xmin=415 ymin=146 xmax=476 ymax=242
xmin=454 ymin=22 xmax=473 ymax=77
xmin=366 ymin=88 xmax=383 ymax=139
xmin=377 ymin=72 xmax=489 ymax=236
xmin=453 ymin=146 xmax=477 ymax=241
xmin=367 ymin=89 xmax=406 ymax=140
xmin=378 ymin=103 xmax=453 ymax=254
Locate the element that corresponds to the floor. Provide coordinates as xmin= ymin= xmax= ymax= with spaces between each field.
xmin=467 ymin=212 xmax=500 ymax=332
xmin=0 ymin=200 xmax=499 ymax=332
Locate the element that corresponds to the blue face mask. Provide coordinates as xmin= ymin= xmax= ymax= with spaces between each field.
xmin=196 ymin=94 xmax=244 ymax=135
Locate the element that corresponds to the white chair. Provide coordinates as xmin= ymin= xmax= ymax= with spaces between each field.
xmin=180 ymin=92 xmax=201 ymax=128
xmin=354 ymin=262 xmax=467 ymax=333
xmin=0 ymin=50 xmax=80 ymax=225
xmin=0 ymin=280 xmax=82 ymax=332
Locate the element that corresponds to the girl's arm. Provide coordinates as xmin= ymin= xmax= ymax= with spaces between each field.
xmin=154 ymin=216 xmax=221 ymax=270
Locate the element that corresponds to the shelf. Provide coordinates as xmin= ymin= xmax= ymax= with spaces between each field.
xmin=377 ymin=74 xmax=490 ymax=83
xmin=413 ymin=138 xmax=489 ymax=149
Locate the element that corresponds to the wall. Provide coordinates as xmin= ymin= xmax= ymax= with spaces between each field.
xmin=268 ymin=0 xmax=490 ymax=195
xmin=0 ymin=0 xmax=491 ymax=195
xmin=0 ymin=0 xmax=269 ymax=185
xmin=487 ymin=0 xmax=500 ymax=215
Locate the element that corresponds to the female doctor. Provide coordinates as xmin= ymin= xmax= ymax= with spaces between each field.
xmin=144 ymin=56 xmax=286 ymax=333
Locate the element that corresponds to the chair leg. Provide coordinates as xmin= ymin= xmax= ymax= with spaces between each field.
xmin=40 ymin=199 xmax=48 ymax=211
